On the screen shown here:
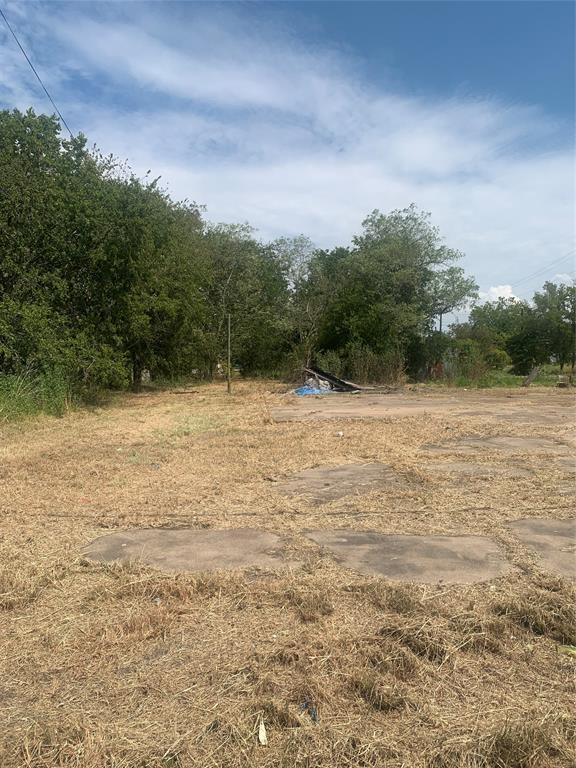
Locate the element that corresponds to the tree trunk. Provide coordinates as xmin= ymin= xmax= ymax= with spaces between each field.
xmin=132 ymin=356 xmax=143 ymax=392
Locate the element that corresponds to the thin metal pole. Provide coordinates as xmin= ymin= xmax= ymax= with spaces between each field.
xmin=227 ymin=313 xmax=232 ymax=394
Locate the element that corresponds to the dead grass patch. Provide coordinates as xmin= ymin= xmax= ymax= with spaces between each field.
xmin=365 ymin=638 xmax=420 ymax=680
xmin=2 ymin=383 xmax=575 ymax=768
xmin=256 ymin=699 xmax=302 ymax=729
xmin=0 ymin=560 xmax=68 ymax=611
xmin=351 ymin=671 xmax=411 ymax=712
xmin=449 ymin=612 xmax=506 ymax=653
xmin=89 ymin=604 xmax=177 ymax=646
xmin=428 ymin=713 xmax=574 ymax=768
xmin=283 ymin=586 xmax=334 ymax=622
xmin=348 ymin=580 xmax=423 ymax=613
xmin=491 ymin=588 xmax=576 ymax=644
xmin=379 ymin=621 xmax=450 ymax=664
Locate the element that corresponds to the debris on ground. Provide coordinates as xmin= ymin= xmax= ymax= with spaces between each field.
xmin=293 ymin=365 xmax=362 ymax=395
xmin=258 ymin=718 xmax=268 ymax=746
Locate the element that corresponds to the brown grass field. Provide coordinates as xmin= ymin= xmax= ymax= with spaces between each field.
xmin=1 ymin=381 xmax=575 ymax=768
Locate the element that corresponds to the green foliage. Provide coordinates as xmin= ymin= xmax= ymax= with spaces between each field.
xmin=343 ymin=342 xmax=405 ymax=385
xmin=10 ymin=108 xmax=550 ymax=410
xmin=445 ymin=338 xmax=487 ymax=382
xmin=449 ymin=283 xmax=575 ymax=379
xmin=0 ymin=109 xmax=292 ymax=407
xmin=292 ymin=205 xmax=478 ymax=380
xmin=315 ymin=350 xmax=344 ymax=377
xmin=483 ymin=347 xmax=512 ymax=370
xmin=0 ymin=369 xmax=73 ymax=420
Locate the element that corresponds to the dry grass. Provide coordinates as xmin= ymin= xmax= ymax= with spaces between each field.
xmin=351 ymin=671 xmax=411 ymax=712
xmin=0 ymin=382 xmax=575 ymax=767
xmin=491 ymin=588 xmax=576 ymax=644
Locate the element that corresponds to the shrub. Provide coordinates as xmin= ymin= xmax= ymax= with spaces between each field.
xmin=483 ymin=346 xmax=511 ymax=370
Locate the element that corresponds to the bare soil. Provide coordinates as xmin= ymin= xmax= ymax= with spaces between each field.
xmin=1 ymin=382 xmax=575 ymax=767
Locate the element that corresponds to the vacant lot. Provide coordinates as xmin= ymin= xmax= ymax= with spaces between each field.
xmin=1 ymin=382 xmax=574 ymax=767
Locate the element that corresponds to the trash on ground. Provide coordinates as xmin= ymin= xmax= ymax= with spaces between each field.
xmin=293 ymin=365 xmax=362 ymax=396
xmin=300 ymin=699 xmax=319 ymax=722
xmin=258 ymin=718 xmax=268 ymax=745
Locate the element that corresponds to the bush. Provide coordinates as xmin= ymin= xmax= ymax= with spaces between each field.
xmin=344 ymin=343 xmax=405 ymax=385
xmin=444 ymin=338 xmax=487 ymax=382
xmin=0 ymin=369 xmax=74 ymax=421
xmin=314 ymin=350 xmax=344 ymax=376
xmin=483 ymin=347 xmax=511 ymax=370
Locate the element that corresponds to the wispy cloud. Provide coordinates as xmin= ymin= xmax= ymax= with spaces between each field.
xmin=0 ymin=1 xmax=573 ymax=297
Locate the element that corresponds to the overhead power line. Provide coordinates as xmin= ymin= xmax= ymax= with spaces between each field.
xmin=0 ymin=6 xmax=73 ymax=137
xmin=510 ymin=249 xmax=575 ymax=289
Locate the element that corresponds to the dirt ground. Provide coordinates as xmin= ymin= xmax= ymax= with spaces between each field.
xmin=1 ymin=382 xmax=575 ymax=767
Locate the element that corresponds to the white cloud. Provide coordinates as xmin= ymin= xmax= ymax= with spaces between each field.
xmin=0 ymin=2 xmax=573 ymax=299
xmin=480 ymin=285 xmax=517 ymax=302
xmin=554 ymin=272 xmax=575 ymax=284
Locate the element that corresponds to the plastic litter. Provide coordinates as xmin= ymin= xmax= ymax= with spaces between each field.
xmin=258 ymin=718 xmax=268 ymax=745
xmin=294 ymin=386 xmax=331 ymax=396
xmin=300 ymin=700 xmax=319 ymax=722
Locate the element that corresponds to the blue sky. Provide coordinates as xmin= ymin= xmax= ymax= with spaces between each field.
xmin=1 ymin=0 xmax=574 ymax=306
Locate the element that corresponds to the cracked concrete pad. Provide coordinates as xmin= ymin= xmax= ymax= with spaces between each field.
xmin=424 ymin=460 xmax=532 ymax=479
xmin=305 ymin=530 xmax=508 ymax=584
xmin=424 ymin=436 xmax=570 ymax=455
xmin=556 ymin=457 xmax=576 ymax=474
xmin=83 ymin=528 xmax=297 ymax=572
xmin=508 ymin=518 xmax=575 ymax=580
xmin=276 ymin=463 xmax=404 ymax=503
xmin=272 ymin=391 xmax=574 ymax=426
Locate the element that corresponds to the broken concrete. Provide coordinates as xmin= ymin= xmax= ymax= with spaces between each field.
xmin=272 ymin=391 xmax=573 ymax=426
xmin=305 ymin=530 xmax=508 ymax=584
xmin=423 ymin=460 xmax=532 ymax=479
xmin=424 ymin=436 xmax=570 ymax=455
xmin=84 ymin=528 xmax=297 ymax=572
xmin=508 ymin=518 xmax=575 ymax=580
xmin=276 ymin=463 xmax=405 ymax=503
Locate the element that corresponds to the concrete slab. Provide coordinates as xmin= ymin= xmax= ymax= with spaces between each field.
xmin=272 ymin=391 xmax=573 ymax=426
xmin=424 ymin=436 xmax=570 ymax=455
xmin=84 ymin=528 xmax=297 ymax=572
xmin=424 ymin=460 xmax=532 ymax=479
xmin=305 ymin=530 xmax=508 ymax=584
xmin=276 ymin=463 xmax=405 ymax=503
xmin=508 ymin=518 xmax=575 ymax=580
xmin=556 ymin=457 xmax=576 ymax=474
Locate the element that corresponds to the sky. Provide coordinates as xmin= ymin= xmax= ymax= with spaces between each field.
xmin=1 ymin=0 xmax=574 ymax=307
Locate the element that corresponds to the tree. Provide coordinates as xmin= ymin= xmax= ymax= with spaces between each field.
xmin=290 ymin=205 xmax=477 ymax=380
xmin=532 ymin=281 xmax=576 ymax=371
xmin=428 ymin=266 xmax=478 ymax=332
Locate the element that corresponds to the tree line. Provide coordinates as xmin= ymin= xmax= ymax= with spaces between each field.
xmin=0 ymin=109 xmax=573 ymax=401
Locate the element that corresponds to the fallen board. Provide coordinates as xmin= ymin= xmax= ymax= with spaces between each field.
xmin=84 ymin=528 xmax=297 ymax=572
xmin=305 ymin=530 xmax=508 ymax=584
xmin=508 ymin=518 xmax=575 ymax=580
xmin=276 ymin=463 xmax=405 ymax=503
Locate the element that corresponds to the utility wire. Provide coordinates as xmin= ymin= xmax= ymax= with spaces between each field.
xmin=510 ymin=249 xmax=575 ymax=289
xmin=0 ymin=6 xmax=73 ymax=137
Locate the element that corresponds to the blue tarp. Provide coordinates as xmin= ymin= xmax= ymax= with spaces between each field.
xmin=293 ymin=386 xmax=331 ymax=396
